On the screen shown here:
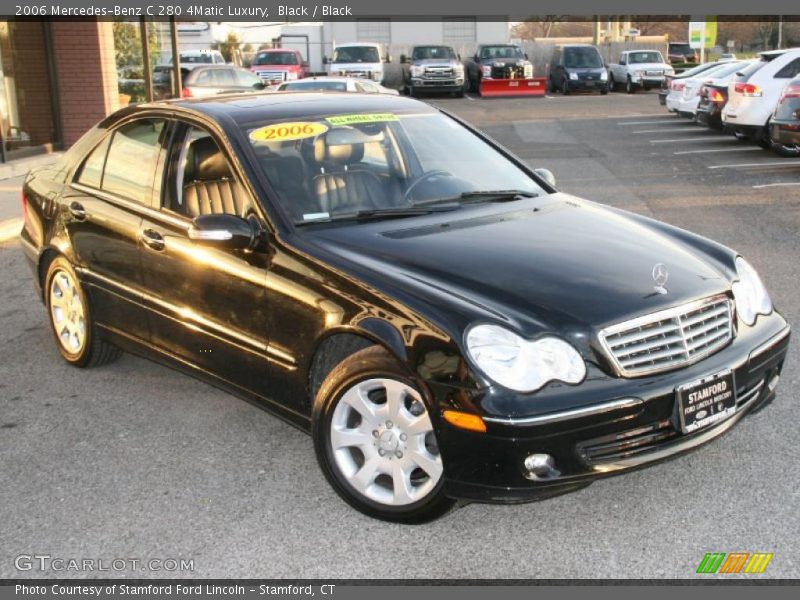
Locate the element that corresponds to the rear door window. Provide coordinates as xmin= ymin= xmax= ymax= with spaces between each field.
xmin=102 ymin=119 xmax=167 ymax=205
xmin=76 ymin=135 xmax=111 ymax=189
xmin=775 ymin=58 xmax=800 ymax=79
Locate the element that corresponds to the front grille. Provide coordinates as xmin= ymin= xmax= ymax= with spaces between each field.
xmin=600 ymin=295 xmax=733 ymax=377
xmin=340 ymin=70 xmax=371 ymax=79
xmin=254 ymin=70 xmax=286 ymax=82
xmin=646 ymin=70 xmax=664 ymax=76
xmin=490 ymin=65 xmax=525 ymax=79
xmin=424 ymin=67 xmax=454 ymax=78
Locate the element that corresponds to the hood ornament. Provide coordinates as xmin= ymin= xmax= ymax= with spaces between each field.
xmin=652 ymin=263 xmax=669 ymax=295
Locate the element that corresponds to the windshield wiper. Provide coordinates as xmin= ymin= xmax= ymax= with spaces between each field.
xmin=413 ymin=189 xmax=538 ymax=207
xmin=295 ymin=203 xmax=460 ymax=225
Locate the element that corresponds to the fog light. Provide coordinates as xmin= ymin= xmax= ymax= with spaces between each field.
xmin=767 ymin=373 xmax=780 ymax=392
xmin=524 ymin=453 xmax=557 ymax=479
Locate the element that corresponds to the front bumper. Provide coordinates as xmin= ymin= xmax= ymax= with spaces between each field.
xmin=565 ymin=79 xmax=608 ymax=92
xmin=410 ymin=77 xmax=464 ymax=92
xmin=631 ymin=76 xmax=665 ymax=88
xmin=433 ymin=315 xmax=789 ymax=503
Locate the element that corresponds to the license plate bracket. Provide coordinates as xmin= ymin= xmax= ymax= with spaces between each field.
xmin=676 ymin=369 xmax=736 ymax=433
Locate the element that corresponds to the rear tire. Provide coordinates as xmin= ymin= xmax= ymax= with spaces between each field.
xmin=44 ymin=256 xmax=121 ymax=368
xmin=312 ymin=346 xmax=454 ymax=523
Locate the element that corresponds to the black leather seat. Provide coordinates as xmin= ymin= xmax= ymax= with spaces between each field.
xmin=307 ymin=136 xmax=386 ymax=215
xmin=183 ymin=137 xmax=250 ymax=218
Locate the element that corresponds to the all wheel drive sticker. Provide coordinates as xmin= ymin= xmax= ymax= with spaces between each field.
xmin=249 ymin=114 xmax=399 ymax=142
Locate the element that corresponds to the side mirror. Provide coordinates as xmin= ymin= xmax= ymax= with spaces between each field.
xmin=457 ymin=53 xmax=461 ymax=61
xmin=385 ymin=55 xmax=392 ymax=63
xmin=524 ymin=53 xmax=529 ymax=60
xmin=534 ymin=168 xmax=556 ymax=188
xmin=188 ymin=214 xmax=258 ymax=250
xmin=255 ymin=81 xmax=267 ymax=90
xmin=322 ymin=56 xmax=329 ymax=65
xmin=619 ymin=60 xmax=625 ymax=65
xmin=301 ymin=61 xmax=309 ymax=68
xmin=473 ymin=54 xmax=479 ymax=62
xmin=400 ymin=54 xmax=407 ymax=64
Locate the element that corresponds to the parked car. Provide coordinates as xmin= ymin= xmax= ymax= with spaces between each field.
xmin=768 ymin=74 xmax=800 ymax=156
xmin=181 ymin=65 xmax=266 ymax=98
xmin=668 ymin=42 xmax=698 ymax=64
xmin=464 ymin=44 xmax=535 ymax=94
xmin=401 ymin=45 xmax=465 ymax=97
xmin=661 ymin=61 xmax=734 ymax=110
xmin=722 ymin=48 xmax=800 ymax=148
xmin=719 ymin=53 xmax=737 ymax=61
xmin=20 ymin=93 xmax=789 ymax=523
xmin=249 ymin=48 xmax=309 ymax=85
xmin=548 ymin=44 xmax=608 ymax=95
xmin=178 ymin=49 xmax=226 ymax=71
xmin=608 ymin=50 xmax=673 ymax=93
xmin=696 ymin=79 xmax=732 ymax=130
xmin=274 ymin=76 xmax=398 ymax=95
xmin=669 ymin=61 xmax=748 ymax=119
xmin=326 ymin=43 xmax=389 ymax=83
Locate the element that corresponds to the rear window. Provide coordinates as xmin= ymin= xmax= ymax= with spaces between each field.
xmin=733 ymin=59 xmax=769 ymax=83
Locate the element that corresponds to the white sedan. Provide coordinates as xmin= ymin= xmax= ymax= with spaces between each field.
xmin=666 ymin=61 xmax=744 ymax=117
xmin=273 ymin=76 xmax=399 ymax=95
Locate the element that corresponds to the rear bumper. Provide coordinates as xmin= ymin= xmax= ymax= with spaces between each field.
xmin=696 ymin=102 xmax=723 ymax=127
xmin=435 ymin=316 xmax=789 ymax=504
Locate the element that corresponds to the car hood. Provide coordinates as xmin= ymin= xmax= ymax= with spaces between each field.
xmin=304 ymin=194 xmax=730 ymax=335
xmin=628 ymin=62 xmax=671 ymax=70
xmin=412 ymin=59 xmax=459 ymax=67
xmin=331 ymin=62 xmax=383 ymax=71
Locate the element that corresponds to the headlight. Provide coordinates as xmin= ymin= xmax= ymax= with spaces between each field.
xmin=481 ymin=65 xmax=492 ymax=77
xmin=569 ymin=72 xmax=579 ymax=80
xmin=286 ymin=72 xmax=298 ymax=80
xmin=732 ymin=257 xmax=772 ymax=326
xmin=465 ymin=324 xmax=586 ymax=393
xmin=600 ymin=70 xmax=608 ymax=80
xmin=454 ymin=64 xmax=464 ymax=77
xmin=523 ymin=64 xmax=533 ymax=78
xmin=372 ymin=71 xmax=381 ymax=81
xmin=411 ymin=65 xmax=424 ymax=77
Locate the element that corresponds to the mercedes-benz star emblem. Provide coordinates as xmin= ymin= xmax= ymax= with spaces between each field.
xmin=652 ymin=263 xmax=669 ymax=294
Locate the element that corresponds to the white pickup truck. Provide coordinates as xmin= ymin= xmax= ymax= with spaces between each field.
xmin=608 ymin=50 xmax=674 ymax=93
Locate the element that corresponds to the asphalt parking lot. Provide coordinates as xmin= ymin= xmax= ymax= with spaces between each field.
xmin=1 ymin=91 xmax=798 ymax=579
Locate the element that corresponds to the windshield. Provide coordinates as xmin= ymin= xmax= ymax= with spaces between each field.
xmin=480 ymin=46 xmax=524 ymax=60
xmin=678 ymin=62 xmax=720 ymax=78
xmin=333 ymin=46 xmax=380 ymax=64
xmin=564 ymin=47 xmax=603 ymax=68
xmin=253 ymin=51 xmax=299 ymax=66
xmin=280 ymin=80 xmax=347 ymax=92
xmin=244 ymin=111 xmax=543 ymax=224
xmin=628 ymin=51 xmax=663 ymax=64
xmin=412 ymin=46 xmax=456 ymax=60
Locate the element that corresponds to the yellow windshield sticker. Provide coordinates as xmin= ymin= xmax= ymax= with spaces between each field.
xmin=250 ymin=122 xmax=328 ymax=142
xmin=326 ymin=113 xmax=399 ymax=126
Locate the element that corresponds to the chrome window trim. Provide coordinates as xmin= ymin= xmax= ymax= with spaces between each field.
xmin=599 ymin=293 xmax=734 ymax=378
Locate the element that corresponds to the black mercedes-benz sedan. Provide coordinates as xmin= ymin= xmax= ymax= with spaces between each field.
xmin=20 ymin=92 xmax=790 ymax=522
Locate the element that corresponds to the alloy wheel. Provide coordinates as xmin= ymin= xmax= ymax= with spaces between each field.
xmin=329 ymin=378 xmax=443 ymax=506
xmin=49 ymin=269 xmax=86 ymax=354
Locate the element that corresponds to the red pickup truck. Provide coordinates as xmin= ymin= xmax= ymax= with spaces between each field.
xmin=249 ymin=48 xmax=308 ymax=85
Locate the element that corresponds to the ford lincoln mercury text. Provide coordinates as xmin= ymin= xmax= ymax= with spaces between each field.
xmin=20 ymin=92 xmax=790 ymax=522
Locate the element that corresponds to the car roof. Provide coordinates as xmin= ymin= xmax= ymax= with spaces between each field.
xmin=256 ymin=48 xmax=298 ymax=53
xmin=335 ymin=42 xmax=381 ymax=48
xmin=141 ymin=92 xmax=435 ymax=126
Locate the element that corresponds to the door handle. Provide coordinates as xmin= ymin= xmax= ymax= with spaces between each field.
xmin=139 ymin=228 xmax=165 ymax=251
xmin=68 ymin=201 xmax=87 ymax=221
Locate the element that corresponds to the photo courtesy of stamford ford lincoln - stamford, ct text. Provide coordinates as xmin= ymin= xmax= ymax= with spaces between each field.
xmin=0 ymin=0 xmax=798 ymax=595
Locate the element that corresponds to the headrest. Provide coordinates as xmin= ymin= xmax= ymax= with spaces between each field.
xmin=190 ymin=136 xmax=232 ymax=181
xmin=311 ymin=135 xmax=364 ymax=166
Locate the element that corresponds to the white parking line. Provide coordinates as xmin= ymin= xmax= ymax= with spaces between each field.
xmin=752 ymin=181 xmax=800 ymax=189
xmin=650 ymin=137 xmax=732 ymax=144
xmin=632 ymin=127 xmax=708 ymax=134
xmin=674 ymin=147 xmax=762 ymax=155
xmin=708 ymin=160 xmax=800 ymax=169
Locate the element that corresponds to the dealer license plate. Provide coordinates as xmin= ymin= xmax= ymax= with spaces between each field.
xmin=676 ymin=369 xmax=736 ymax=433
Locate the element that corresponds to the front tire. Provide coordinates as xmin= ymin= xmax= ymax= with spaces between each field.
xmin=312 ymin=346 xmax=453 ymax=523
xmin=45 ymin=257 xmax=121 ymax=368
xmin=561 ymin=78 xmax=571 ymax=95
xmin=608 ymin=74 xmax=615 ymax=92
xmin=626 ymin=77 xmax=636 ymax=94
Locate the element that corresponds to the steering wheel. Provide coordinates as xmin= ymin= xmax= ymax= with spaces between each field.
xmin=403 ymin=170 xmax=454 ymax=201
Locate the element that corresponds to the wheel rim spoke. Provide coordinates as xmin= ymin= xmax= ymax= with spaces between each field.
xmin=392 ymin=460 xmax=415 ymax=504
xmin=351 ymin=456 xmax=381 ymax=491
xmin=408 ymin=448 xmax=443 ymax=480
xmin=330 ymin=425 xmax=372 ymax=450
